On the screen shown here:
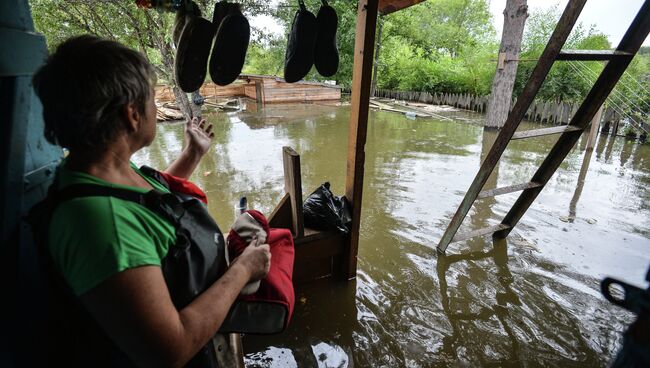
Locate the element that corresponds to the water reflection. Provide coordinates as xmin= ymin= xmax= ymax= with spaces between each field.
xmin=133 ymin=103 xmax=650 ymax=367
xmin=568 ymin=149 xmax=593 ymax=222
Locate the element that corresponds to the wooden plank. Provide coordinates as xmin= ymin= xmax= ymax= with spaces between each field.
xmin=556 ymin=49 xmax=633 ymax=61
xmin=477 ymin=182 xmax=542 ymax=199
xmin=295 ymin=232 xmax=345 ymax=260
xmin=451 ymin=224 xmax=511 ymax=243
xmin=293 ymin=257 xmax=333 ymax=285
xmin=511 ymin=125 xmax=583 ymax=139
xmin=369 ymin=100 xmax=431 ymax=117
xmin=283 ymin=147 xmax=304 ymax=238
xmin=437 ymin=0 xmax=588 ymax=253
xmin=344 ymin=0 xmax=379 ymax=279
xmin=498 ymin=0 xmax=650 ymax=240
xmin=293 ymin=231 xmax=345 ymax=284
xmin=267 ymin=193 xmax=292 ymax=229
xmin=379 ymin=0 xmax=424 ymax=15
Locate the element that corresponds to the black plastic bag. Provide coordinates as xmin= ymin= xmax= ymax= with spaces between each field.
xmin=303 ymin=182 xmax=351 ymax=233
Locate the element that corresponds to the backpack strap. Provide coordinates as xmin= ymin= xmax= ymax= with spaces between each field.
xmin=138 ymin=165 xmax=170 ymax=190
xmin=53 ymin=184 xmax=147 ymax=206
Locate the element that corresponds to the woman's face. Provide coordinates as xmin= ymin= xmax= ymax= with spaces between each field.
xmin=140 ymin=85 xmax=157 ymax=147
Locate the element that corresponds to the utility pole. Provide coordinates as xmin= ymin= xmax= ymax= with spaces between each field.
xmin=485 ymin=0 xmax=528 ymax=129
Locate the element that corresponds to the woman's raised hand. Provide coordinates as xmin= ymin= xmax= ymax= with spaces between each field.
xmin=185 ymin=117 xmax=214 ymax=157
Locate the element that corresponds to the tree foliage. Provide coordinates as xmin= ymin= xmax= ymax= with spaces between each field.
xmin=29 ymin=0 xmax=650 ymax=108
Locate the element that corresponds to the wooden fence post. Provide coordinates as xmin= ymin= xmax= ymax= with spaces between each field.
xmin=283 ymin=146 xmax=304 ymax=238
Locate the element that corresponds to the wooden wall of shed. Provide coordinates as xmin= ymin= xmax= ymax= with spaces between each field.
xmin=199 ymin=83 xmax=246 ymax=98
xmin=262 ymin=79 xmax=341 ymax=103
xmin=155 ymin=80 xmax=340 ymax=104
xmin=243 ymin=84 xmax=258 ymax=100
xmin=155 ymin=83 xmax=247 ymax=103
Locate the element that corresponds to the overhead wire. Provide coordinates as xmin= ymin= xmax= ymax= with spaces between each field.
xmin=572 ymin=62 xmax=650 ymax=134
xmin=566 ymin=62 xmax=648 ymax=134
xmin=574 ymin=60 xmax=650 ymax=114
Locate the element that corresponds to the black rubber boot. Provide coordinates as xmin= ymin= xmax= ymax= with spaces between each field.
xmin=209 ymin=2 xmax=250 ymax=86
xmin=175 ymin=15 xmax=216 ymax=93
xmin=314 ymin=0 xmax=339 ymax=77
xmin=283 ymin=0 xmax=317 ymax=83
xmin=173 ymin=1 xmax=201 ymax=48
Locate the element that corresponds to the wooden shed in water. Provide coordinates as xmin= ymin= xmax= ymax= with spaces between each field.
xmin=156 ymin=74 xmax=341 ymax=104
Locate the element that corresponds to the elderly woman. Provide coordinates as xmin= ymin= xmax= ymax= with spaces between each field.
xmin=33 ymin=35 xmax=270 ymax=367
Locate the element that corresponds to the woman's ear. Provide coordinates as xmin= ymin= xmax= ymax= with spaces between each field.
xmin=124 ymin=103 xmax=141 ymax=132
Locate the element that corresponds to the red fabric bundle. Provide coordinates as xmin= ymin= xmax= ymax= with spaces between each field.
xmin=226 ymin=210 xmax=295 ymax=331
xmin=157 ymin=171 xmax=208 ymax=204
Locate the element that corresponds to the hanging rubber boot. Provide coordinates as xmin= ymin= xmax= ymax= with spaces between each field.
xmin=283 ymin=0 xmax=317 ymax=83
xmin=175 ymin=10 xmax=215 ymax=93
xmin=314 ymin=0 xmax=338 ymax=77
xmin=209 ymin=1 xmax=250 ymax=86
xmin=173 ymin=1 xmax=201 ymax=48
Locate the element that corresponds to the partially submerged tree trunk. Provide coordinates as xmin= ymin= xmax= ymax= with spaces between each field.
xmin=485 ymin=0 xmax=528 ymax=129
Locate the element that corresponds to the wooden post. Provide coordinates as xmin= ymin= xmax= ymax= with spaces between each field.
xmin=344 ymin=0 xmax=378 ymax=280
xmin=586 ymin=104 xmax=604 ymax=150
xmin=255 ymin=80 xmax=263 ymax=104
xmin=370 ymin=15 xmax=382 ymax=99
xmin=283 ymin=146 xmax=304 ymax=238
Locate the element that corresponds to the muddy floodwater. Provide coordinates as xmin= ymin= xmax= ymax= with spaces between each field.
xmin=133 ymin=102 xmax=650 ymax=367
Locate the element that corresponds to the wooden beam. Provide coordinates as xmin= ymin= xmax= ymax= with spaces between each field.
xmin=343 ymin=0 xmax=379 ymax=280
xmin=283 ymin=147 xmax=304 ymax=238
xmin=556 ymin=49 xmax=633 ymax=61
xmin=477 ymin=182 xmax=542 ymax=199
xmin=451 ymin=224 xmax=511 ymax=243
xmin=267 ymin=193 xmax=292 ymax=229
xmin=378 ymin=0 xmax=424 ymax=15
xmin=511 ymin=125 xmax=582 ymax=140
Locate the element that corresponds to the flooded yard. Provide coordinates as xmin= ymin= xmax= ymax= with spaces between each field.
xmin=133 ymin=102 xmax=650 ymax=367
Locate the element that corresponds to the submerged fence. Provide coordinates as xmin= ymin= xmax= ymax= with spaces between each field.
xmin=367 ymin=89 xmax=624 ymax=126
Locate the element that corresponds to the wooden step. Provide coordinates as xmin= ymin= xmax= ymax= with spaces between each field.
xmin=556 ymin=50 xmax=633 ymax=61
xmin=511 ymin=125 xmax=582 ymax=140
xmin=448 ymin=224 xmax=512 ymax=244
xmin=477 ymin=182 xmax=542 ymax=199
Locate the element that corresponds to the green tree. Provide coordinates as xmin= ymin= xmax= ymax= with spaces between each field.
xmin=29 ymin=0 xmax=270 ymax=118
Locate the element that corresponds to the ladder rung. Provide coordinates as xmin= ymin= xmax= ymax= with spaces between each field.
xmin=451 ymin=224 xmax=511 ymax=243
xmin=556 ymin=50 xmax=633 ymax=61
xmin=477 ymin=182 xmax=542 ymax=199
xmin=511 ymin=125 xmax=582 ymax=140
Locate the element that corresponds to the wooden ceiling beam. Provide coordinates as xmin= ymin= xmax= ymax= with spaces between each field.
xmin=378 ymin=0 xmax=425 ymax=15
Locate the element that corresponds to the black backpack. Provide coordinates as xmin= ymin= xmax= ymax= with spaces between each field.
xmin=27 ymin=166 xmax=227 ymax=368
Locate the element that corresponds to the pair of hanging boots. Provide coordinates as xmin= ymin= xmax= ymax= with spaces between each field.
xmin=175 ymin=1 xmax=250 ymax=92
xmin=284 ymin=0 xmax=339 ymax=83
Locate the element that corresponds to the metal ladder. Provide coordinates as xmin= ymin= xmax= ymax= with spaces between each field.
xmin=437 ymin=0 xmax=650 ymax=253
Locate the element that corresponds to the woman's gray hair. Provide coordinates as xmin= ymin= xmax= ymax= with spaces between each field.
xmin=33 ymin=35 xmax=157 ymax=154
